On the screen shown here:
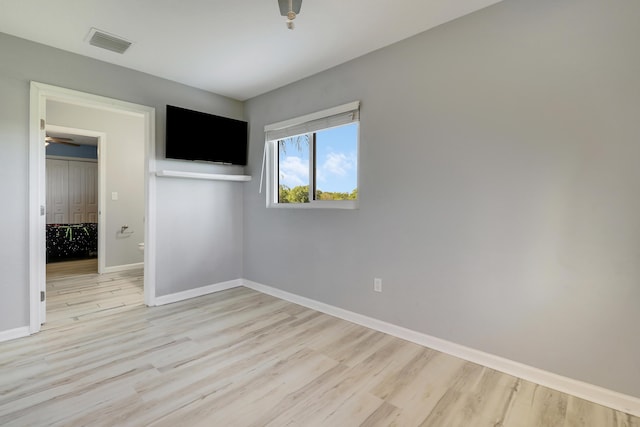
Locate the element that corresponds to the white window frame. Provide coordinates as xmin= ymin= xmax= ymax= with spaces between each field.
xmin=264 ymin=101 xmax=360 ymax=209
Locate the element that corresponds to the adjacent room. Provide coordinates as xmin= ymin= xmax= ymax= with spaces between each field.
xmin=0 ymin=0 xmax=639 ymax=425
xmin=43 ymin=98 xmax=146 ymax=324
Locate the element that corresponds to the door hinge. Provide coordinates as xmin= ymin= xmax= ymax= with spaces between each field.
xmin=40 ymin=119 xmax=45 ymax=131
xmin=40 ymin=291 xmax=45 ymax=302
xmin=40 ymin=205 xmax=45 ymax=216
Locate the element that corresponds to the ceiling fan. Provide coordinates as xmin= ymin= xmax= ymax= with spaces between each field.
xmin=278 ymin=0 xmax=302 ymax=30
xmin=45 ymin=135 xmax=80 ymax=147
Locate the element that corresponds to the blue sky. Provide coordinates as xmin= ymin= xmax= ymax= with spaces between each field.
xmin=278 ymin=123 xmax=358 ymax=193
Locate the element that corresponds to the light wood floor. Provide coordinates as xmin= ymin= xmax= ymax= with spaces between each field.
xmin=44 ymin=263 xmax=144 ymax=325
xmin=46 ymin=258 xmax=98 ymax=280
xmin=0 ymin=271 xmax=638 ymax=426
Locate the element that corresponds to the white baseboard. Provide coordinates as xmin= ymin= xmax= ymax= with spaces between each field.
xmin=0 ymin=326 xmax=30 ymax=343
xmin=242 ymin=279 xmax=640 ymax=418
xmin=154 ymin=279 xmax=243 ymax=306
xmin=103 ymin=262 xmax=144 ymax=274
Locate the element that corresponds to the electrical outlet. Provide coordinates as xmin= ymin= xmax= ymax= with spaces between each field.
xmin=374 ymin=278 xmax=382 ymax=292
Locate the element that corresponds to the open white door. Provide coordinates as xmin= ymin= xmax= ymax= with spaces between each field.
xmin=30 ymin=98 xmax=48 ymax=328
xmin=39 ymin=118 xmax=47 ymax=324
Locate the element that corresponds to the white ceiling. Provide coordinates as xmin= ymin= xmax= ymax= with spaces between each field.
xmin=0 ymin=0 xmax=504 ymax=101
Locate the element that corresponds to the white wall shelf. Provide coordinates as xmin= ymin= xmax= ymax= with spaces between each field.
xmin=155 ymin=170 xmax=251 ymax=182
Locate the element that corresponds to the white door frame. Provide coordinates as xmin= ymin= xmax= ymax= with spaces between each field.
xmin=46 ymin=124 xmax=107 ymax=275
xmin=29 ymin=82 xmax=157 ymax=333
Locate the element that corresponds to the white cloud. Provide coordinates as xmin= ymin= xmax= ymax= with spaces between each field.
xmin=279 ymin=151 xmax=356 ymax=190
xmin=279 ymin=156 xmax=308 ymax=187
xmin=319 ymin=152 xmax=354 ymax=181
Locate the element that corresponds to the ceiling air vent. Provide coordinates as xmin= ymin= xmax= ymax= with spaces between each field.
xmin=87 ymin=28 xmax=132 ymax=54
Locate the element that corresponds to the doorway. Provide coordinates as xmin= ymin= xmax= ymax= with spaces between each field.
xmin=45 ymin=125 xmax=102 ymax=278
xmin=29 ymin=82 xmax=157 ymax=333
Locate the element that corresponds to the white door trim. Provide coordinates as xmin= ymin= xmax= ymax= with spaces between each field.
xmin=29 ymin=82 xmax=157 ymax=333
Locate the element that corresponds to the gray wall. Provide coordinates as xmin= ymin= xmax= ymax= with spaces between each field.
xmin=243 ymin=0 xmax=640 ymax=398
xmin=0 ymin=32 xmax=244 ymax=329
xmin=155 ymin=178 xmax=243 ymax=295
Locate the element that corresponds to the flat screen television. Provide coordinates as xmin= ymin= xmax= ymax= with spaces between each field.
xmin=165 ymin=105 xmax=248 ymax=165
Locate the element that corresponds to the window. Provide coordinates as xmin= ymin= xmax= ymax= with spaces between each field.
xmin=263 ymin=101 xmax=359 ymax=209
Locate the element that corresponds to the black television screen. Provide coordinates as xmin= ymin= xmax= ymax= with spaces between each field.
xmin=165 ymin=105 xmax=248 ymax=165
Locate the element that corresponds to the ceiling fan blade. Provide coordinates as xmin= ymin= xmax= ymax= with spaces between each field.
xmin=278 ymin=0 xmax=302 ymax=16
xmin=46 ymin=137 xmax=81 ymax=147
xmin=46 ymin=136 xmax=73 ymax=142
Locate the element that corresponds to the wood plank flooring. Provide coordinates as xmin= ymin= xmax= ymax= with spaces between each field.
xmin=46 ymin=258 xmax=98 ymax=279
xmin=44 ymin=265 xmax=144 ymax=325
xmin=0 ymin=270 xmax=638 ymax=426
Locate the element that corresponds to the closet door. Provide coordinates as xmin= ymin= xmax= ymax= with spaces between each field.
xmin=84 ymin=162 xmax=98 ymax=223
xmin=68 ymin=161 xmax=98 ymax=224
xmin=46 ymin=159 xmax=69 ymax=224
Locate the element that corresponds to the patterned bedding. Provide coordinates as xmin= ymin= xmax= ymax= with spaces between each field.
xmin=46 ymin=223 xmax=98 ymax=262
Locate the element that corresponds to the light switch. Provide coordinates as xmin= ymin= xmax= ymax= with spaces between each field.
xmin=111 ymin=192 xmax=118 ymax=201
